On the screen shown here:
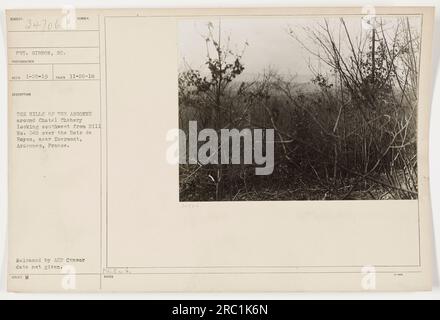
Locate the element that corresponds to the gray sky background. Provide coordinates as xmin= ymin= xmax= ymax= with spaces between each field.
xmin=178 ymin=16 xmax=421 ymax=82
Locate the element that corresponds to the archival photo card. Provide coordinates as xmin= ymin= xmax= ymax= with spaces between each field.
xmin=6 ymin=7 xmax=434 ymax=292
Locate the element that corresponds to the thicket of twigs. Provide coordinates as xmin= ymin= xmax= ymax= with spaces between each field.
xmin=179 ymin=18 xmax=419 ymax=201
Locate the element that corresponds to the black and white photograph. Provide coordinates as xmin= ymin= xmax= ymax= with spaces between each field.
xmin=178 ymin=15 xmax=421 ymax=201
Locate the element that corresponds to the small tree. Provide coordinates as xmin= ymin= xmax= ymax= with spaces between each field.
xmin=179 ymin=21 xmax=247 ymax=200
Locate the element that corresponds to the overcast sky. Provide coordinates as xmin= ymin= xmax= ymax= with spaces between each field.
xmin=178 ymin=16 xmax=421 ymax=82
